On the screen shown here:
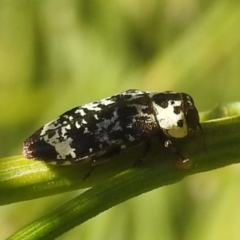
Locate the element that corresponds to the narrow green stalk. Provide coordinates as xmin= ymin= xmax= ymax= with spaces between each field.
xmin=2 ymin=103 xmax=240 ymax=239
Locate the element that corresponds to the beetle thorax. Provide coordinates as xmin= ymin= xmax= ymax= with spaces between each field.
xmin=152 ymin=100 xmax=188 ymax=138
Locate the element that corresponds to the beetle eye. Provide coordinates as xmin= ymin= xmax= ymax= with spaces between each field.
xmin=186 ymin=107 xmax=199 ymax=130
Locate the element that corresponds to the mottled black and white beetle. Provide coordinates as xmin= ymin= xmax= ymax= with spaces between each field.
xmin=23 ymin=89 xmax=201 ymax=166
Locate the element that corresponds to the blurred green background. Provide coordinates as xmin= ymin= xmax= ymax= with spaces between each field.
xmin=1 ymin=0 xmax=240 ymax=239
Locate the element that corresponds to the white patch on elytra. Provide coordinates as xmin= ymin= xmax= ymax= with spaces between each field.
xmin=122 ymin=90 xmax=145 ymax=98
xmin=99 ymin=98 xmax=115 ymax=106
xmin=129 ymin=104 xmax=155 ymax=124
xmin=65 ymin=124 xmax=71 ymax=130
xmin=75 ymin=108 xmax=86 ymax=116
xmin=41 ymin=125 xmax=76 ymax=159
xmin=96 ymin=119 xmax=111 ymax=129
xmin=112 ymin=121 xmax=122 ymax=131
xmin=83 ymin=102 xmax=102 ymax=111
xmin=128 ymin=135 xmax=135 ymax=141
xmin=96 ymin=110 xmax=118 ymax=129
xmin=75 ymin=121 xmax=81 ymax=129
xmin=40 ymin=120 xmax=61 ymax=136
xmin=61 ymin=127 xmax=68 ymax=136
xmin=152 ymin=100 xmax=188 ymax=138
xmin=83 ymin=127 xmax=90 ymax=133
xmin=82 ymin=119 xmax=87 ymax=124
xmin=55 ymin=139 xmax=76 ymax=159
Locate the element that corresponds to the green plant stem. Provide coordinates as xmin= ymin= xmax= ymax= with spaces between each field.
xmin=3 ymin=106 xmax=240 ymax=239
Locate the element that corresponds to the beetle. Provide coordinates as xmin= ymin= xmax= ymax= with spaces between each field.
xmin=23 ymin=89 xmax=201 ymax=166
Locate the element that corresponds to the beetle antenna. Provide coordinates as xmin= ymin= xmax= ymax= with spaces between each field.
xmin=198 ymin=123 xmax=207 ymax=153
